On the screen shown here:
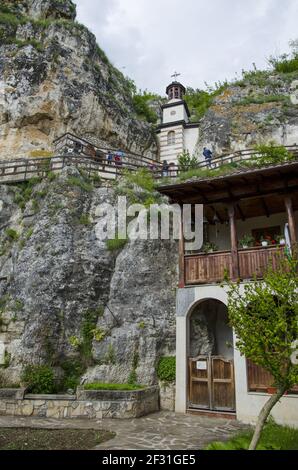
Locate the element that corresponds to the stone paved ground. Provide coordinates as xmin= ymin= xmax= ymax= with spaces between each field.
xmin=0 ymin=412 xmax=247 ymax=450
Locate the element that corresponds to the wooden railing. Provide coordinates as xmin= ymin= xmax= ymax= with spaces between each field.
xmin=159 ymin=144 xmax=298 ymax=179
xmin=0 ymin=154 xmax=160 ymax=185
xmin=185 ymin=245 xmax=286 ymax=285
xmin=1 ymin=139 xmax=298 ymax=186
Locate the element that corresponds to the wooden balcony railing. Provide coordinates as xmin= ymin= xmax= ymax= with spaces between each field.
xmin=185 ymin=245 xmax=286 ymax=285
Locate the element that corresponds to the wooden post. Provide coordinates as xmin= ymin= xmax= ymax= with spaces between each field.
xmin=285 ymin=196 xmax=297 ymax=245
xmin=228 ymin=203 xmax=239 ymax=280
xmin=178 ymin=211 xmax=185 ymax=288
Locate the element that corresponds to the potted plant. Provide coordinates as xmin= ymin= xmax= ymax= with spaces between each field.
xmin=239 ymin=234 xmax=254 ymax=249
xmin=202 ymin=242 xmax=218 ymax=253
xmin=260 ymin=236 xmax=269 ymax=247
xmin=275 ymin=234 xmax=286 ymax=246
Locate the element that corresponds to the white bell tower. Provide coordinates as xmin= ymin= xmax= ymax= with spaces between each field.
xmin=156 ymin=75 xmax=199 ymax=166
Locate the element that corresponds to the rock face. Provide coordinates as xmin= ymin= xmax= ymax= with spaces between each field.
xmin=0 ymin=1 xmax=157 ymax=160
xmin=0 ymin=167 xmax=177 ymax=387
xmin=196 ymin=75 xmax=298 ymax=156
xmin=2 ymin=0 xmax=77 ymax=21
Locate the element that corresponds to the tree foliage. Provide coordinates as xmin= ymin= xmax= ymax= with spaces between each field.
xmin=177 ymin=151 xmax=199 ymax=172
xmin=227 ymin=257 xmax=298 ymax=390
xmin=226 ymin=257 xmax=298 ymax=449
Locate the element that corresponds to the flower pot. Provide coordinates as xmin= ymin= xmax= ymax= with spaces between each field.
xmin=241 ymin=245 xmax=249 ymax=249
xmin=261 ymin=241 xmax=268 ymax=247
xmin=279 ymin=239 xmax=286 ymax=246
xmin=267 ymin=387 xmax=277 ymax=394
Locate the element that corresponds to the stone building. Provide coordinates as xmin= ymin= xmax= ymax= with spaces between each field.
xmin=158 ymin=153 xmax=298 ymax=427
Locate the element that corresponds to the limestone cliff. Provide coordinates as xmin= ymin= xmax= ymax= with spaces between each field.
xmin=0 ymin=167 xmax=177 ymax=388
xmin=195 ymin=72 xmax=298 ymax=156
xmin=0 ymin=0 xmax=157 ymax=160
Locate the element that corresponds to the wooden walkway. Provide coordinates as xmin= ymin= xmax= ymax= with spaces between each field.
xmin=0 ymin=134 xmax=297 ymax=185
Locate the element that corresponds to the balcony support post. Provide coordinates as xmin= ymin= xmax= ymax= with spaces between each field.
xmin=228 ymin=203 xmax=239 ymax=280
xmin=284 ymin=196 xmax=297 ymax=255
xmin=178 ymin=209 xmax=185 ymax=288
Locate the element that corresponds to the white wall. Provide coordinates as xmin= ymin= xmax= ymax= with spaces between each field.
xmin=163 ymin=102 xmax=189 ymax=124
xmin=158 ymin=124 xmax=184 ymax=165
xmin=184 ymin=127 xmax=199 ymax=157
xmin=234 ymin=345 xmax=298 ymax=428
xmin=175 ymin=284 xmax=298 ymax=428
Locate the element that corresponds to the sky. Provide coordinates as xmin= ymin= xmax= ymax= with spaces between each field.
xmin=76 ymin=0 xmax=298 ymax=96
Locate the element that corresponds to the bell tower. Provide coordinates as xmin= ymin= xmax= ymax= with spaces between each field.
xmin=166 ymin=81 xmax=186 ymax=101
xmin=156 ymin=73 xmax=200 ymax=166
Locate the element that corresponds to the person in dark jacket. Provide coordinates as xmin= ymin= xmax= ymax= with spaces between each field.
xmin=162 ymin=160 xmax=169 ymax=177
xmin=203 ymin=147 xmax=213 ymax=167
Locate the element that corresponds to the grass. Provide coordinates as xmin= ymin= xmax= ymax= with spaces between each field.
xmin=84 ymin=382 xmax=144 ymax=391
xmin=234 ymin=94 xmax=290 ymax=107
xmin=206 ymin=422 xmax=298 ymax=450
xmin=66 ymin=176 xmax=93 ymax=192
xmin=0 ymin=428 xmax=114 ymax=450
xmin=106 ymin=233 xmax=128 ymax=251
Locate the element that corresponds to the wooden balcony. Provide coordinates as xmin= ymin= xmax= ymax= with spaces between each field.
xmin=185 ymin=245 xmax=286 ymax=285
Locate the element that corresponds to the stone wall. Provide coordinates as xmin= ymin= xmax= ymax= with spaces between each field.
xmin=0 ymin=386 xmax=159 ymax=419
xmin=159 ymin=381 xmax=175 ymax=411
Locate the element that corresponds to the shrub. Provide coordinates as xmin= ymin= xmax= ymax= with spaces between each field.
xmin=5 ymin=228 xmax=19 ymax=241
xmin=132 ymin=93 xmax=158 ymax=123
xmin=177 ymin=151 xmax=199 ymax=171
xmin=106 ymin=233 xmax=128 ymax=251
xmin=123 ymin=168 xmax=155 ymax=192
xmin=21 ymin=365 xmax=55 ymax=394
xmin=253 ymin=143 xmax=291 ymax=166
xmin=157 ymin=356 xmax=176 ymax=382
xmin=67 ymin=176 xmax=92 ymax=192
xmin=78 ymin=214 xmax=91 ymax=226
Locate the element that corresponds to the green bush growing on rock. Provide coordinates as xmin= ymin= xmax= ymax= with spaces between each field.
xmin=5 ymin=228 xmax=19 ymax=241
xmin=106 ymin=232 xmax=128 ymax=251
xmin=21 ymin=365 xmax=55 ymax=394
xmin=157 ymin=356 xmax=176 ymax=382
xmin=177 ymin=151 xmax=199 ymax=171
xmin=66 ymin=176 xmax=93 ymax=192
xmin=78 ymin=214 xmax=91 ymax=226
xmin=132 ymin=92 xmax=158 ymax=124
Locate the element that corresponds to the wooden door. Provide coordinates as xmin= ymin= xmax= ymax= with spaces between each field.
xmin=188 ymin=356 xmax=235 ymax=411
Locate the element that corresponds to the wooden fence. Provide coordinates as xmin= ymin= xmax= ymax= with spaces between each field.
xmin=1 ymin=141 xmax=298 ymax=185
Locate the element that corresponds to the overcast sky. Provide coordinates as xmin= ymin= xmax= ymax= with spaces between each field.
xmin=76 ymin=0 xmax=298 ymax=96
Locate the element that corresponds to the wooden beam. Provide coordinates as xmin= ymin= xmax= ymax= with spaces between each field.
xmin=179 ymin=213 xmax=185 ymax=288
xmin=236 ymin=204 xmax=246 ymax=221
xmin=261 ymin=198 xmax=270 ymax=218
xmin=211 ymin=205 xmax=223 ymax=224
xmin=228 ymin=204 xmax=239 ymax=280
xmin=174 ymin=185 xmax=298 ymax=205
xmin=284 ymin=196 xmax=297 ymax=248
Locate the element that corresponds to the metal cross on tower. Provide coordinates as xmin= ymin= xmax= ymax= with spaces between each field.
xmin=171 ymin=71 xmax=181 ymax=81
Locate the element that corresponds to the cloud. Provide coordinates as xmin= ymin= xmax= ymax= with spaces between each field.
xmin=76 ymin=0 xmax=298 ymax=95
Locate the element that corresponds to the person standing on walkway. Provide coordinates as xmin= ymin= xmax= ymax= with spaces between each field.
xmin=203 ymin=147 xmax=213 ymax=168
xmin=162 ymin=160 xmax=169 ymax=177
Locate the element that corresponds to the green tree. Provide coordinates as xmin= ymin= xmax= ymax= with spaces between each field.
xmin=226 ymin=257 xmax=298 ymax=450
xmin=177 ymin=151 xmax=199 ymax=171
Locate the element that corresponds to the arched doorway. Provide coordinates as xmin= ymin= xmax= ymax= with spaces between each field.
xmin=188 ymin=299 xmax=235 ymax=412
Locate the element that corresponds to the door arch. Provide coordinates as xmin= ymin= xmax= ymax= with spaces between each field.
xmin=188 ymin=298 xmax=235 ymax=412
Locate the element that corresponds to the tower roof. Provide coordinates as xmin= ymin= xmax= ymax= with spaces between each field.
xmin=166 ymin=81 xmax=186 ymax=95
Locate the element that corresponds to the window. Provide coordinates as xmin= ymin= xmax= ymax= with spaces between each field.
xmin=174 ymin=87 xmax=179 ymax=99
xmin=167 ymin=131 xmax=175 ymax=145
xmin=247 ymin=359 xmax=298 ymax=394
